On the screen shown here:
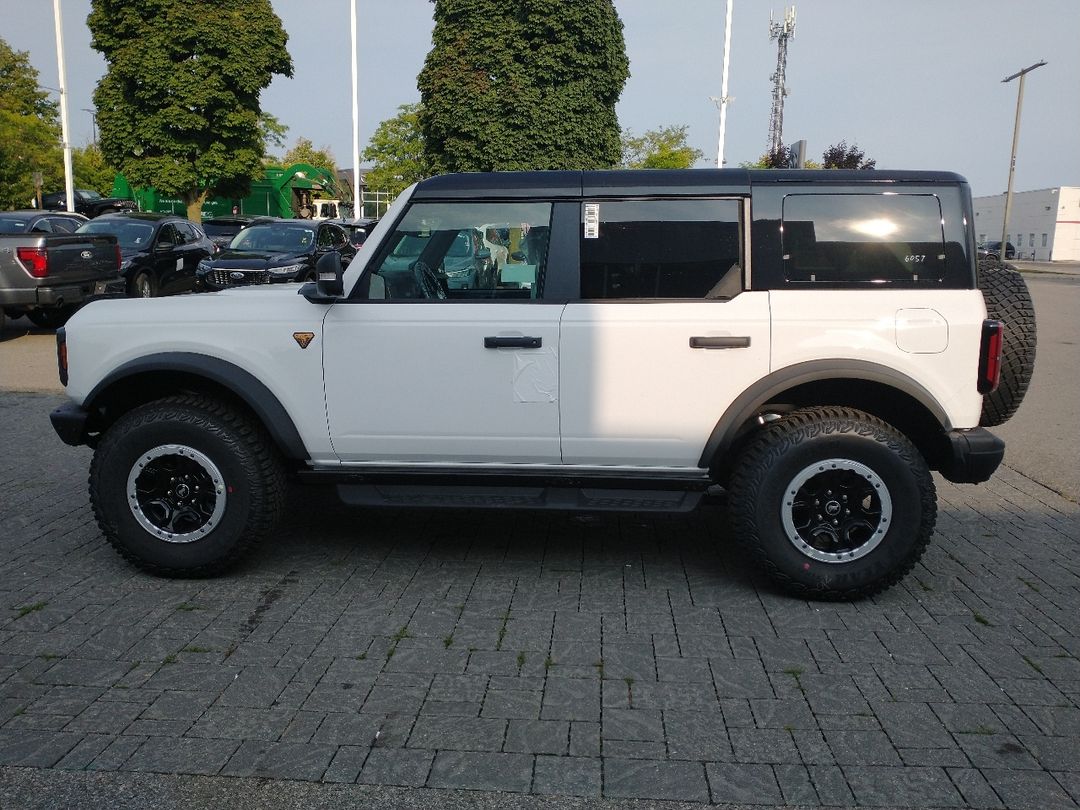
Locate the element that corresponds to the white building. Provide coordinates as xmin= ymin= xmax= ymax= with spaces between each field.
xmin=973 ymin=187 xmax=1080 ymax=262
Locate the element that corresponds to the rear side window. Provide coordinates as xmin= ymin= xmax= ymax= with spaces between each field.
xmin=782 ymin=194 xmax=946 ymax=283
xmin=580 ymin=199 xmax=742 ymax=299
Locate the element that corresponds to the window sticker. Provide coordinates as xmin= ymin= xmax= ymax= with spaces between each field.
xmin=584 ymin=203 xmax=600 ymax=239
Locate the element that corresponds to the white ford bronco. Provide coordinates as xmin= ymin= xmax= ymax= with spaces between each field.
xmin=50 ymin=169 xmax=1035 ymax=599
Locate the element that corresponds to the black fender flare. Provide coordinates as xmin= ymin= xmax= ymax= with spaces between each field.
xmin=83 ymin=352 xmax=309 ymax=460
xmin=698 ymin=359 xmax=952 ymax=469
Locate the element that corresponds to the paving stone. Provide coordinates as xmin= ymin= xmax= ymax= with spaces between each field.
xmin=845 ymin=765 xmax=965 ymax=807
xmin=729 ymin=727 xmax=800 ymax=764
xmin=705 ymin=762 xmax=783 ymax=805
xmin=186 ymin=706 xmax=295 ymax=741
xmin=824 ymin=728 xmax=902 ymax=766
xmin=503 ymin=719 xmax=568 ymax=755
xmin=481 ymin=688 xmax=541 ymax=719
xmin=955 ymin=733 xmax=1042 ymax=769
xmin=604 ymin=758 xmax=709 ymax=802
xmin=533 ymin=754 xmax=601 ymax=797
xmin=222 ymin=740 xmax=335 ymax=781
xmin=874 ymin=700 xmax=955 ymax=748
xmin=358 ymin=747 xmax=435 ymax=786
xmin=981 ymin=769 xmax=1079 ymax=810
xmin=947 ymin=767 xmax=1006 ymax=809
xmin=773 ymin=763 xmax=819 ymax=805
xmin=601 ymin=708 xmax=663 ymax=741
xmin=427 ymin=750 xmax=533 ymax=792
xmin=124 ymin=736 xmax=239 ymax=775
xmin=64 ymin=699 xmax=144 ymax=734
xmin=407 ymin=715 xmax=505 ymax=751
xmin=540 ymin=677 xmax=600 ymax=722
xmin=0 ymin=730 xmax=80 ymax=767
xmin=663 ymin=708 xmax=730 ymax=761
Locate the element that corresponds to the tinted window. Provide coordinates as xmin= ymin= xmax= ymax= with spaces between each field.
xmin=365 ymin=201 xmax=552 ymax=301
xmin=783 ymin=194 xmax=946 ymax=283
xmin=78 ymin=219 xmax=155 ymax=248
xmin=579 ymin=199 xmax=742 ymax=299
xmin=47 ymin=217 xmax=79 ymax=233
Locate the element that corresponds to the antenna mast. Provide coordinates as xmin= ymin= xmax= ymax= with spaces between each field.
xmin=767 ymin=6 xmax=796 ymax=156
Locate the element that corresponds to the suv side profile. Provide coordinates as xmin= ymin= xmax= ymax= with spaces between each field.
xmin=50 ymin=169 xmax=1035 ymax=600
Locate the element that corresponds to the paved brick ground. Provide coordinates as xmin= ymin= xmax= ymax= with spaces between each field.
xmin=2 ymin=391 xmax=1079 ymax=808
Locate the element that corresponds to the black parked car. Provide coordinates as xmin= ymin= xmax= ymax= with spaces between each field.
xmin=200 ymin=215 xmax=278 ymax=249
xmin=0 ymin=210 xmax=88 ymax=235
xmin=196 ymin=220 xmax=356 ymax=290
xmin=42 ymin=189 xmax=137 ymax=218
xmin=325 ymin=217 xmax=378 ymax=248
xmin=77 ymin=212 xmax=215 ymax=297
xmin=977 ymin=241 xmax=1016 ymax=260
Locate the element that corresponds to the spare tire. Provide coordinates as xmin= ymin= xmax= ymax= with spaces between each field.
xmin=977 ymin=259 xmax=1036 ymax=426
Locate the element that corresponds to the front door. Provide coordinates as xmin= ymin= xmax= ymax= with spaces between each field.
xmin=323 ymin=199 xmax=564 ymax=464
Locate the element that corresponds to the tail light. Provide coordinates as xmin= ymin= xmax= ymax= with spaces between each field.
xmin=977 ymin=319 xmax=1003 ymax=394
xmin=114 ymin=243 xmax=122 ymax=269
xmin=17 ymin=246 xmax=48 ymax=278
xmin=56 ymin=327 xmax=68 ymax=387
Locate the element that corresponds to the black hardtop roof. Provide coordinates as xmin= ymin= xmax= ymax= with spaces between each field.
xmin=413 ymin=169 xmax=969 ymax=199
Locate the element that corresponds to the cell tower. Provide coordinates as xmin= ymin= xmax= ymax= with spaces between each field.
xmin=767 ymin=6 xmax=796 ymax=156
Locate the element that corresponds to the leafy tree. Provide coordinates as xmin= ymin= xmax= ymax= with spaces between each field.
xmin=822 ymin=140 xmax=876 ymax=170
xmin=418 ymin=0 xmax=629 ymax=173
xmin=0 ymin=37 xmax=62 ymax=208
xmin=621 ymin=125 xmax=702 ymax=169
xmin=87 ymin=0 xmax=293 ymax=221
xmin=283 ymin=137 xmax=337 ymax=179
xmin=362 ymin=103 xmax=427 ymax=196
xmin=259 ymin=112 xmax=289 ymax=165
xmin=72 ymin=144 xmax=119 ymax=195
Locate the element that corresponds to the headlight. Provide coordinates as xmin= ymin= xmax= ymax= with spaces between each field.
xmin=267 ymin=263 xmax=305 ymax=276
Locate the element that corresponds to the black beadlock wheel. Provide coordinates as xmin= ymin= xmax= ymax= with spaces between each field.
xmin=727 ymin=407 xmax=937 ymax=601
xmin=977 ymin=259 xmax=1037 ymax=426
xmin=89 ymin=395 xmax=286 ymax=576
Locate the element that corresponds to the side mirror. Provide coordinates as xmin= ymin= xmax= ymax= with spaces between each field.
xmin=312 ymin=251 xmax=343 ymax=298
xmin=154 ymin=240 xmax=173 ymax=252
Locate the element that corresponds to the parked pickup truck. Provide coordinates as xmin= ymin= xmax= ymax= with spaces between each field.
xmin=1 ymin=211 xmax=124 ymax=330
xmin=42 ymin=189 xmax=137 ymax=219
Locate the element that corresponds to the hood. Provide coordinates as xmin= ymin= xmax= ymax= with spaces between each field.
xmin=209 ymin=250 xmax=306 ymax=269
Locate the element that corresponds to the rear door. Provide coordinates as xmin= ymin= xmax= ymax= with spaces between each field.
xmin=559 ymin=197 xmax=771 ymax=468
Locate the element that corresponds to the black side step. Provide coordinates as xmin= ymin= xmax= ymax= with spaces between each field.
xmin=335 ymin=485 xmax=703 ymax=513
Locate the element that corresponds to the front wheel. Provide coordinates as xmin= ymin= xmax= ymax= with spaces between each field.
xmin=131 ymin=272 xmax=156 ymax=298
xmin=89 ymin=395 xmax=286 ymax=576
xmin=726 ymin=407 xmax=936 ymax=600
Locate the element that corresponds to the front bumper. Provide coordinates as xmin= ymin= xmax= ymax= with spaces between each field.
xmin=50 ymin=402 xmax=91 ymax=447
xmin=938 ymin=428 xmax=1004 ymax=484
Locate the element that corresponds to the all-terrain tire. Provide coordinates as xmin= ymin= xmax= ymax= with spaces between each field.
xmin=726 ymin=407 xmax=937 ymax=601
xmin=89 ymin=395 xmax=286 ymax=576
xmin=977 ymin=259 xmax=1036 ymax=426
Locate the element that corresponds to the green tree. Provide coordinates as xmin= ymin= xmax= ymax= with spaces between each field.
xmin=418 ymin=0 xmax=629 ymax=173
xmin=621 ymin=125 xmax=702 ymax=169
xmin=0 ymin=37 xmax=62 ymax=208
xmin=283 ymin=137 xmax=337 ymax=179
xmin=72 ymin=143 xmax=119 ymax=195
xmin=260 ymin=112 xmax=289 ymax=165
xmin=362 ymin=103 xmax=427 ymax=196
xmin=822 ymin=141 xmax=876 ymax=170
xmin=88 ymin=0 xmax=293 ymax=222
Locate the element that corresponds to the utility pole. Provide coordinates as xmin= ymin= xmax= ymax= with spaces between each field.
xmin=766 ymin=6 xmax=796 ymax=157
xmin=1000 ymin=60 xmax=1046 ymax=258
xmin=53 ymin=0 xmax=75 ymax=213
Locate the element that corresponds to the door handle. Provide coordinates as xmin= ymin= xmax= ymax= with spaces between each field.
xmin=484 ymin=336 xmax=542 ymax=349
xmin=689 ymin=336 xmax=751 ymax=349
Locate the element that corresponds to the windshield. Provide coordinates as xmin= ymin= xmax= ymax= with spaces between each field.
xmin=389 ymin=234 xmax=429 ymax=258
xmin=203 ymin=223 xmax=243 ymax=237
xmin=77 ymin=189 xmax=103 ymax=201
xmin=0 ymin=218 xmax=30 ymax=234
xmin=447 ymin=231 xmax=472 ymax=257
xmin=77 ymin=219 xmax=155 ymax=248
xmin=229 ymin=224 xmax=314 ymax=253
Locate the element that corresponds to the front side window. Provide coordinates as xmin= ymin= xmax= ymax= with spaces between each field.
xmin=363 ymin=201 xmax=552 ymax=300
xmin=782 ymin=194 xmax=946 ymax=283
xmin=579 ymin=199 xmax=743 ymax=300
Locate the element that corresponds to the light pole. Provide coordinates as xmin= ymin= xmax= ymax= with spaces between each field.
xmin=53 ymin=0 xmax=75 ymax=212
xmin=1000 ymin=60 xmax=1046 ymax=258
xmin=710 ymin=0 xmax=735 ymax=167
xmin=82 ymin=108 xmax=97 ymax=144
xmin=350 ymin=0 xmax=361 ymax=219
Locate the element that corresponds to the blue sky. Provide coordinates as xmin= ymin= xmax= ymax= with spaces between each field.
xmin=4 ymin=0 xmax=1078 ymax=197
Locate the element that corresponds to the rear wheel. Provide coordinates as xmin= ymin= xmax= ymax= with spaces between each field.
xmin=89 ymin=395 xmax=286 ymax=576
xmin=727 ymin=407 xmax=936 ymax=600
xmin=132 ymin=271 xmax=156 ymax=298
xmin=26 ymin=307 xmax=75 ymax=329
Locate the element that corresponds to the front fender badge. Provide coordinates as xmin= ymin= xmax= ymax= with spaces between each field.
xmin=292 ymin=332 xmax=315 ymax=349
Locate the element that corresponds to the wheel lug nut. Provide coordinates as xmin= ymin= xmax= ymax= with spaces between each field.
xmin=832 ymin=519 xmax=839 ymax=525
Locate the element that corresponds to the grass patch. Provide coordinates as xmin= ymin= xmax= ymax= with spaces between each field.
xmin=544 ymin=655 xmax=555 ymax=671
xmin=516 ymin=651 xmax=526 ymax=671
xmin=385 ymin=625 xmax=413 ymax=661
xmin=783 ymin=666 xmax=805 ymax=694
xmin=917 ymin=580 xmax=933 ymax=593
xmin=442 ymin=634 xmax=454 ymax=649
xmin=495 ymin=610 xmax=511 ymax=651
xmin=39 ymin=653 xmax=61 ymax=661
xmin=175 ymin=603 xmax=201 ymax=612
xmin=16 ymin=602 xmax=47 ymax=618
xmin=183 ymin=646 xmax=213 ymax=654
xmin=355 ymin=652 xmax=367 ymax=661
xmin=162 ymin=654 xmax=177 ymax=665
xmin=593 ymin=659 xmax=605 ymax=679
xmin=1021 ymin=655 xmax=1044 ymax=675
xmin=1018 ymin=578 xmax=1041 ymax=593
xmin=972 ymin=611 xmax=992 ymax=627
